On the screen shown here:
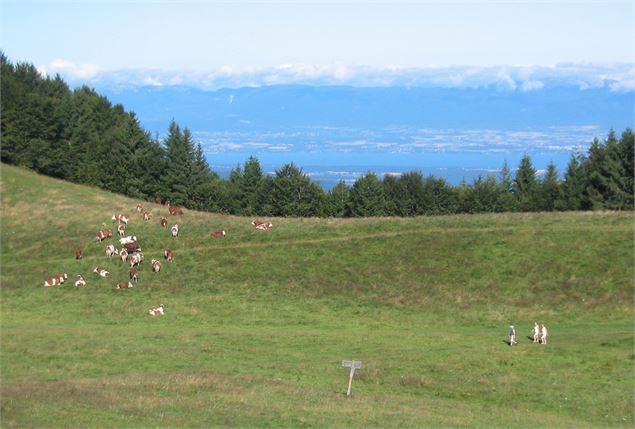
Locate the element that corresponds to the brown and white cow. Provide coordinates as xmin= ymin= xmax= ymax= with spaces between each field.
xmin=151 ymin=259 xmax=161 ymax=272
xmin=168 ymin=206 xmax=183 ymax=216
xmin=75 ymin=275 xmax=86 ymax=287
xmin=119 ymin=235 xmax=137 ymax=245
xmin=164 ymin=248 xmax=173 ymax=262
xmin=117 ymin=223 xmax=125 ymax=237
xmin=171 ymin=224 xmax=179 ymax=238
xmin=120 ymin=248 xmax=129 ymax=263
xmin=136 ymin=203 xmax=144 ymax=213
xmin=95 ymin=229 xmax=112 ymax=242
xmin=75 ymin=246 xmax=82 ymax=260
xmin=112 ymin=214 xmax=129 ymax=225
xmin=255 ymin=222 xmax=273 ymax=231
xmin=129 ymin=252 xmax=143 ymax=268
xmin=124 ymin=242 xmax=141 ymax=253
xmin=149 ymin=303 xmax=165 ymax=316
xmin=93 ymin=267 xmax=110 ymax=277
xmin=44 ymin=276 xmax=60 ymax=287
xmin=129 ymin=268 xmax=138 ymax=282
xmin=143 ymin=211 xmax=152 ymax=221
xmin=160 ymin=217 xmax=168 ymax=228
xmin=105 ymin=244 xmax=119 ymax=258
xmin=211 ymin=230 xmax=226 ymax=238
xmin=56 ymin=273 xmax=68 ymax=284
xmin=116 ymin=281 xmax=134 ymax=289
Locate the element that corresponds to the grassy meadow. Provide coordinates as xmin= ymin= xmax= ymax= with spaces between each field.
xmin=1 ymin=164 xmax=633 ymax=428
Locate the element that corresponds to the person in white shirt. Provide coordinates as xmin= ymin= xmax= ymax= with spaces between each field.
xmin=541 ymin=324 xmax=548 ymax=345
xmin=532 ymin=322 xmax=540 ymax=343
xmin=509 ymin=325 xmax=517 ymax=346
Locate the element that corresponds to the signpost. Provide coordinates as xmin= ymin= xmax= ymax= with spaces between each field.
xmin=341 ymin=359 xmax=362 ymax=396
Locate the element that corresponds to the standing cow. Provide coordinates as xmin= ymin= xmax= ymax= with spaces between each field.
xmin=171 ymin=224 xmax=179 ymax=238
xmin=164 ymin=248 xmax=173 ymax=262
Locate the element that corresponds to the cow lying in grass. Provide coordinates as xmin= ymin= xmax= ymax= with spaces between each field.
xmin=148 ymin=304 xmax=164 ymax=316
xmin=74 ymin=275 xmax=86 ymax=287
xmin=44 ymin=273 xmax=68 ymax=287
xmin=93 ymin=267 xmax=109 ymax=277
xmin=211 ymin=230 xmax=226 ymax=238
xmin=116 ymin=281 xmax=134 ymax=289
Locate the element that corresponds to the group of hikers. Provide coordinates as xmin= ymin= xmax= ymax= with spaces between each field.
xmin=508 ymin=322 xmax=548 ymax=346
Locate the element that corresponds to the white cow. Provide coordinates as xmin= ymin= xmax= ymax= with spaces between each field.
xmin=171 ymin=224 xmax=179 ymax=238
xmin=119 ymin=235 xmax=137 ymax=245
xmin=149 ymin=303 xmax=165 ymax=316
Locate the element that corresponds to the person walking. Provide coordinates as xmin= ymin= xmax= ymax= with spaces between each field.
xmin=532 ymin=322 xmax=540 ymax=343
xmin=509 ymin=325 xmax=517 ymax=346
xmin=540 ymin=324 xmax=548 ymax=345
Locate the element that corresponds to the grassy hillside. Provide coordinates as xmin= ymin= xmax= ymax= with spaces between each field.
xmin=1 ymin=164 xmax=633 ymax=428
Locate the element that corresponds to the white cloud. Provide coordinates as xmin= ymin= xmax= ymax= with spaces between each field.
xmin=37 ymin=59 xmax=101 ymax=80
xmin=142 ymin=76 xmax=163 ymax=86
xmin=36 ymin=59 xmax=635 ymax=93
xmin=521 ymin=80 xmax=544 ymax=91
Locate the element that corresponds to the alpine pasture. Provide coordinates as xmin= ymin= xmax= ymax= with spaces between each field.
xmin=1 ymin=164 xmax=633 ymax=428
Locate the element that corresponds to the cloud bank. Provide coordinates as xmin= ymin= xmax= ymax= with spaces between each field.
xmin=37 ymin=60 xmax=635 ymax=92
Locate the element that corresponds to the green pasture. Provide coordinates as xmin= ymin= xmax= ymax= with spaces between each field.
xmin=1 ymin=164 xmax=633 ymax=428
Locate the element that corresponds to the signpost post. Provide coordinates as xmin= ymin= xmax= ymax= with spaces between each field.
xmin=341 ymin=359 xmax=362 ymax=396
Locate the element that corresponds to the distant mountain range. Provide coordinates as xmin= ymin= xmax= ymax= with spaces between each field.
xmin=101 ymin=84 xmax=632 ymax=133
xmin=99 ymin=84 xmax=634 ymax=188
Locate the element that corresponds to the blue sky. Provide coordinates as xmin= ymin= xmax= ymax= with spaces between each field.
xmin=1 ymin=0 xmax=633 ymax=89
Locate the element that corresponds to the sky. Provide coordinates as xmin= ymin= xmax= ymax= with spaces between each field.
xmin=1 ymin=0 xmax=634 ymax=88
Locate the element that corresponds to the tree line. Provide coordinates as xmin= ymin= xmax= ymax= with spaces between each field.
xmin=2 ymin=53 xmax=633 ymax=217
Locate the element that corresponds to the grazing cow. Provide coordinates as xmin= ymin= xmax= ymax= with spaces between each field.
xmin=164 ymin=248 xmax=173 ymax=262
xmin=143 ymin=211 xmax=152 ymax=221
xmin=116 ymin=281 xmax=134 ymax=289
xmin=74 ymin=275 xmax=86 ymax=287
xmin=129 ymin=268 xmax=138 ymax=282
xmin=120 ymin=248 xmax=129 ymax=263
xmin=95 ymin=229 xmax=112 ymax=242
xmin=117 ymin=224 xmax=125 ymax=237
xmin=75 ymin=246 xmax=82 ymax=260
xmin=211 ymin=230 xmax=226 ymax=238
xmin=151 ymin=259 xmax=161 ymax=272
xmin=148 ymin=303 xmax=165 ymax=316
xmin=160 ymin=217 xmax=168 ymax=228
xmin=136 ymin=203 xmax=144 ymax=213
xmin=112 ymin=214 xmax=129 ymax=225
xmin=119 ymin=235 xmax=137 ymax=245
xmin=255 ymin=222 xmax=273 ymax=231
xmin=129 ymin=252 xmax=143 ymax=268
xmin=105 ymin=244 xmax=119 ymax=258
xmin=171 ymin=224 xmax=179 ymax=238
xmin=124 ymin=242 xmax=141 ymax=253
xmin=168 ymin=206 xmax=183 ymax=216
xmin=93 ymin=267 xmax=110 ymax=277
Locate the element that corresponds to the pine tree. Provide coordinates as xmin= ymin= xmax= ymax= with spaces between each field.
xmin=513 ymin=155 xmax=538 ymax=211
xmin=271 ymin=163 xmax=324 ymax=216
xmin=559 ymin=154 xmax=585 ymax=210
xmin=348 ymin=172 xmax=385 ymax=217
xmin=325 ymin=180 xmax=350 ymax=217
xmin=538 ymin=162 xmax=561 ymax=211
xmin=162 ymin=120 xmax=191 ymax=206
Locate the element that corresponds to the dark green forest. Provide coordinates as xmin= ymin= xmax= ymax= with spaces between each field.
xmin=1 ymin=54 xmax=633 ymax=216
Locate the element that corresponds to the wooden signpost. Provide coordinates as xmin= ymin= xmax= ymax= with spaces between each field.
xmin=341 ymin=359 xmax=362 ymax=396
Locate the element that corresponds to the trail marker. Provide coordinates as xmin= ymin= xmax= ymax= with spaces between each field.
xmin=341 ymin=359 xmax=362 ymax=396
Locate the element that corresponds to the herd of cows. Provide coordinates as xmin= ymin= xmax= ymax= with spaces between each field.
xmin=42 ymin=199 xmax=274 ymax=315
